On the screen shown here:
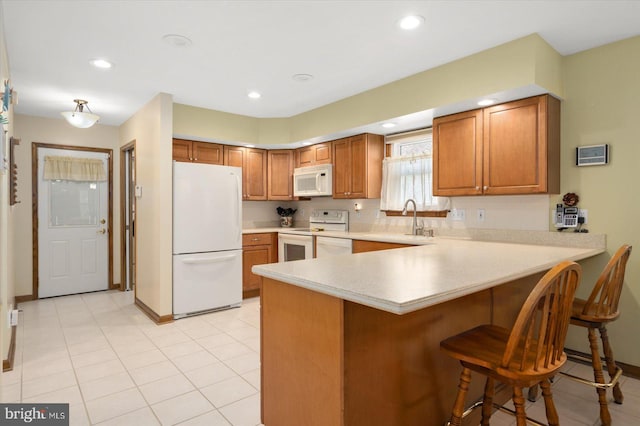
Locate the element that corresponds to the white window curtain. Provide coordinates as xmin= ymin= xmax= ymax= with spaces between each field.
xmin=43 ymin=156 xmax=106 ymax=181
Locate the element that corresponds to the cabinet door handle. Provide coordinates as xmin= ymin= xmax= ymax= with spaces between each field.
xmin=483 ymin=186 xmax=488 ymax=191
xmin=252 ymin=238 xmax=260 ymax=241
xmin=475 ymin=186 xmax=480 ymax=190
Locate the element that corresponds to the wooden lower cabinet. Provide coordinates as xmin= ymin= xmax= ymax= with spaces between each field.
xmin=260 ymin=275 xmax=539 ymax=426
xmin=242 ymin=233 xmax=277 ymax=298
xmin=352 ymin=240 xmax=412 ymax=253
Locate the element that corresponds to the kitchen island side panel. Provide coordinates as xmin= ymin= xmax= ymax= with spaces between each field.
xmin=343 ymin=290 xmax=492 ymax=426
xmin=261 ymin=274 xmax=545 ymax=425
xmin=261 ymin=278 xmax=344 ymax=426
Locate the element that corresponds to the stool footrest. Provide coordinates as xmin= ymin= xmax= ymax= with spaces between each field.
xmin=444 ymin=398 xmax=546 ymax=426
xmin=559 ymin=366 xmax=623 ymax=390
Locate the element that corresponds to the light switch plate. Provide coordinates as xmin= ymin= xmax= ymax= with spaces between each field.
xmin=449 ymin=209 xmax=466 ymax=221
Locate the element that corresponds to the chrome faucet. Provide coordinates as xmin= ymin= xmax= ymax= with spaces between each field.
xmin=402 ymin=198 xmax=419 ymax=235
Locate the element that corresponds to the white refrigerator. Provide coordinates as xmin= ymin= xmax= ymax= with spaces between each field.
xmin=173 ymin=162 xmax=243 ymax=318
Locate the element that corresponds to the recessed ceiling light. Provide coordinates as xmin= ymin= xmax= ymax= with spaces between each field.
xmin=90 ymin=59 xmax=113 ymax=69
xmin=162 ymin=34 xmax=193 ymax=48
xmin=398 ymin=15 xmax=424 ymax=30
xmin=478 ymin=98 xmax=497 ymax=106
xmin=292 ymin=74 xmax=314 ymax=82
xmin=381 ymin=122 xmax=397 ymax=129
xmin=247 ymin=91 xmax=261 ymax=99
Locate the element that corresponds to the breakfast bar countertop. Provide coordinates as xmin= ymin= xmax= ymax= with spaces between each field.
xmin=252 ymin=238 xmax=605 ymax=315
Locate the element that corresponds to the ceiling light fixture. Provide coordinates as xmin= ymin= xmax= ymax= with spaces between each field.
xmin=247 ymin=91 xmax=261 ymax=99
xmin=398 ymin=15 xmax=425 ymax=30
xmin=61 ymin=99 xmax=100 ymax=128
xmin=478 ymin=98 xmax=497 ymax=106
xmin=90 ymin=59 xmax=113 ymax=69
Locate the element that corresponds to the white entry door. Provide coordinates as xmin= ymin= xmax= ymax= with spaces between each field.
xmin=38 ymin=148 xmax=109 ymax=298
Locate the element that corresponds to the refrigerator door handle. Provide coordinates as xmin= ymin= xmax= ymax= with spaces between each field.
xmin=181 ymin=254 xmax=237 ymax=264
xmin=235 ymin=173 xmax=242 ymax=240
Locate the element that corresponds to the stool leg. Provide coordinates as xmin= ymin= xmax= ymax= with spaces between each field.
xmin=449 ymin=366 xmax=472 ymax=426
xmin=589 ymin=327 xmax=612 ymax=426
xmin=512 ymin=387 xmax=527 ymax=426
xmin=599 ymin=324 xmax=624 ymax=404
xmin=527 ymin=383 xmax=540 ymax=402
xmin=481 ymin=377 xmax=494 ymax=426
xmin=540 ymin=378 xmax=559 ymax=426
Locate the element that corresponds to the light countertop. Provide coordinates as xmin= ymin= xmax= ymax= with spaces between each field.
xmin=252 ymin=238 xmax=604 ymax=315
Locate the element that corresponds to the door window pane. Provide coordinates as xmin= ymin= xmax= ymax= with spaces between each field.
xmin=49 ymin=180 xmax=99 ymax=226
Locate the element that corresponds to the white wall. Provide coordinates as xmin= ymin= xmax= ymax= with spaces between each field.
xmin=282 ymin=195 xmax=551 ymax=234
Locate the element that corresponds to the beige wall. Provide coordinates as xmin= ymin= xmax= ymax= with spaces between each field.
xmin=12 ymin=115 xmax=120 ymax=299
xmin=174 ymin=34 xmax=563 ymax=145
xmin=119 ymin=93 xmax=173 ymax=317
xmin=560 ymin=36 xmax=640 ymax=365
xmin=1 ymin=4 xmax=15 ymax=364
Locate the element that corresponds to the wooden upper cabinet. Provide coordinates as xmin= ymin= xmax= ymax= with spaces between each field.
xmin=224 ymin=146 xmax=268 ymax=200
xmin=295 ymin=142 xmax=332 ymax=168
xmin=433 ymin=95 xmax=560 ymax=196
xmin=172 ymin=138 xmax=193 ymax=162
xmin=332 ymin=133 xmax=384 ymax=199
xmin=172 ymin=139 xmax=223 ymax=164
xmin=192 ymin=142 xmax=223 ymax=165
xmin=483 ymin=95 xmax=559 ymax=195
xmin=267 ymin=150 xmax=294 ymax=200
xmin=433 ymin=109 xmax=484 ymax=196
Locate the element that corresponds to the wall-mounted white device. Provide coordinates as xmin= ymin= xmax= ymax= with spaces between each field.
xmin=576 ymin=144 xmax=609 ymax=166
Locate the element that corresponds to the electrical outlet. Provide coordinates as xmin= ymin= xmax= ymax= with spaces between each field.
xmin=449 ymin=208 xmax=466 ymax=221
xmin=477 ymin=209 xmax=485 ymax=222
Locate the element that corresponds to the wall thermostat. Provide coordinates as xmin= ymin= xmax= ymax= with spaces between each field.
xmin=576 ymin=144 xmax=609 ymax=166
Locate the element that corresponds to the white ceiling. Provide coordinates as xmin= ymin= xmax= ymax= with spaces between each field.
xmin=2 ymin=0 xmax=640 ymax=139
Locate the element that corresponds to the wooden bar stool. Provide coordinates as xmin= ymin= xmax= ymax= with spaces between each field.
xmin=556 ymin=244 xmax=631 ymax=426
xmin=440 ymin=261 xmax=582 ymax=426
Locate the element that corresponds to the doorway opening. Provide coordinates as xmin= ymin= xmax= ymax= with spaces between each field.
xmin=120 ymin=141 xmax=136 ymax=292
xmin=32 ymin=143 xmax=114 ymax=299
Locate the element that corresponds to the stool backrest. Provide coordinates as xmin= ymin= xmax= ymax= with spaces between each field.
xmin=582 ymin=244 xmax=632 ymax=320
xmin=502 ymin=261 xmax=582 ymax=372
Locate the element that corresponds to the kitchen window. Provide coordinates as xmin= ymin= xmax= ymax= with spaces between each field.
xmin=380 ymin=128 xmax=449 ymax=215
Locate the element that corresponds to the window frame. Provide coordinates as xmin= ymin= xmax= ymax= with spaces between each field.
xmin=381 ymin=128 xmax=449 ymax=217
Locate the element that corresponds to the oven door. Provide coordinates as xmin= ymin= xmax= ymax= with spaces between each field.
xmin=278 ymin=233 xmax=314 ymax=262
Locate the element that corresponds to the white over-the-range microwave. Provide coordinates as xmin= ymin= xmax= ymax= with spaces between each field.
xmin=293 ymin=164 xmax=332 ymax=197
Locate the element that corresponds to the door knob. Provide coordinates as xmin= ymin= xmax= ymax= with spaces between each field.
xmin=97 ymin=229 xmax=106 ymax=234
xmin=100 ymin=219 xmax=106 ymax=224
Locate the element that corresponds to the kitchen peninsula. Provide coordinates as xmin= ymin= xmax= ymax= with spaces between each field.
xmin=252 ymin=238 xmax=605 ymax=426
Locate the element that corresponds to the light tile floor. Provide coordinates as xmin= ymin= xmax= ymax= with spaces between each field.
xmin=1 ymin=291 xmax=262 ymax=425
xmin=2 ymin=290 xmax=640 ymax=425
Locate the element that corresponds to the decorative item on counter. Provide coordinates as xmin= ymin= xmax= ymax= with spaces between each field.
xmin=277 ymin=207 xmax=297 ymax=228
xmin=562 ymin=192 xmax=579 ymax=207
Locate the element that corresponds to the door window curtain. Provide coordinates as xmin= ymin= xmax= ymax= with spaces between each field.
xmin=380 ymin=154 xmax=450 ymax=211
xmin=43 ymin=156 xmax=106 ymax=181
